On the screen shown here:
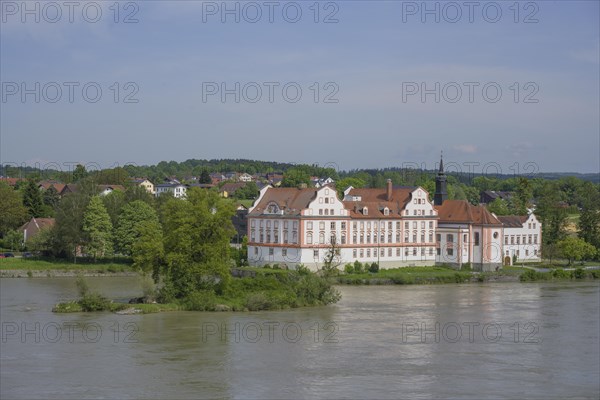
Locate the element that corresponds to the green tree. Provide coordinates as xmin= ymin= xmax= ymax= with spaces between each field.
xmin=160 ymin=188 xmax=235 ymax=299
xmin=536 ymin=181 xmax=568 ymax=245
xmin=199 ymin=169 xmax=211 ymax=184
xmin=82 ymin=196 xmax=114 ymax=260
xmin=42 ymin=186 xmax=61 ymax=209
xmin=101 ymin=190 xmax=126 ymax=227
xmin=557 ymin=236 xmax=597 ymax=265
xmin=487 ymin=198 xmax=510 ymax=216
xmin=53 ymin=192 xmax=90 ymax=261
xmin=511 ymin=177 xmax=533 ymax=215
xmin=281 ymin=168 xmax=311 ymax=188
xmin=234 ymin=182 xmax=259 ymax=200
xmin=125 ymin=184 xmax=154 ymax=205
xmin=72 ymin=164 xmax=88 ymax=182
xmin=4 ymin=230 xmax=23 ymax=251
xmin=335 ymin=177 xmax=366 ymax=198
xmin=0 ymin=183 xmax=28 ymax=236
xmin=22 ymin=180 xmax=44 ymax=218
xmin=577 ymin=182 xmax=600 ymax=250
xmin=115 ymin=201 xmax=160 ymax=256
xmin=132 ymin=219 xmax=164 ymax=281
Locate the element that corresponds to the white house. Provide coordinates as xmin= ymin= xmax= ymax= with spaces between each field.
xmin=155 ymin=183 xmax=187 ymax=198
xmin=247 ymin=180 xmax=438 ymax=271
xmin=497 ymin=214 xmax=542 ymax=264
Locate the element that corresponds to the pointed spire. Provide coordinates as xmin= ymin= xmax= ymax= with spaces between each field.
xmin=438 ymin=151 xmax=444 ymax=174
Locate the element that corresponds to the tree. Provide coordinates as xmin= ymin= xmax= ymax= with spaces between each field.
xmin=335 ymin=177 xmax=366 ymax=198
xmin=487 ymin=198 xmax=510 ymax=216
xmin=234 ymin=182 xmax=259 ymax=200
xmin=125 ymin=184 xmax=154 ymax=205
xmin=511 ymin=177 xmax=533 ymax=215
xmin=281 ymin=168 xmax=311 ymax=188
xmin=160 ymin=188 xmax=236 ymax=299
xmin=115 ymin=201 xmax=160 ymax=256
xmin=72 ymin=164 xmax=88 ymax=182
xmin=101 ymin=190 xmax=126 ymax=227
xmin=0 ymin=183 xmax=28 ymax=236
xmin=22 ymin=180 xmax=44 ymax=217
xmin=199 ymin=169 xmax=211 ymax=184
xmin=4 ymin=230 xmax=23 ymax=252
xmin=53 ymin=192 xmax=90 ymax=261
xmin=577 ymin=182 xmax=600 ymax=250
xmin=535 ymin=181 xmax=568 ymax=245
xmin=557 ymin=237 xmax=597 ymax=265
xmin=82 ymin=196 xmax=114 ymax=260
xmin=43 ymin=186 xmax=61 ymax=209
xmin=322 ymin=235 xmax=342 ymax=276
xmin=131 ymin=219 xmax=164 ymax=281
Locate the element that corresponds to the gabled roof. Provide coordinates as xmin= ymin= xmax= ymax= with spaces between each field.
xmin=343 ymin=187 xmax=416 ymax=219
xmin=0 ymin=177 xmax=25 ymax=186
xmin=220 ymin=182 xmax=246 ymax=193
xmin=98 ymin=185 xmax=125 ymax=192
xmin=436 ymin=200 xmax=502 ymax=225
xmin=497 ymin=215 xmax=528 ymax=228
xmin=38 ymin=181 xmax=66 ymax=193
xmin=249 ymin=187 xmax=320 ymax=217
xmin=19 ymin=217 xmax=56 ymax=240
xmin=60 ymin=184 xmax=79 ymax=195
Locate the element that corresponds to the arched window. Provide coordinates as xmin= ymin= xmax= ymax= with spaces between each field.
xmin=307 ymin=232 xmax=313 ymax=244
xmin=319 ymin=232 xmax=325 ymax=244
xmin=363 ymin=207 xmax=368 ymax=215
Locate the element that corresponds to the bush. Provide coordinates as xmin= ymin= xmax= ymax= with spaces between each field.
xmin=182 ymin=290 xmax=217 ymax=311
xmin=551 ymin=269 xmax=572 ymax=280
xmin=245 ymin=292 xmax=272 ymax=311
xmin=79 ymin=293 xmax=112 ymax=312
xmin=353 ymin=260 xmax=364 ymax=274
xmin=369 ymin=262 xmax=379 ymax=273
xmin=573 ymin=268 xmax=586 ymax=279
xmin=344 ymin=263 xmax=354 ymax=274
xmin=296 ymin=264 xmax=311 ymax=275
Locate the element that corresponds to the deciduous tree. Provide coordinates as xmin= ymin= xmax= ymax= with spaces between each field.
xmin=83 ymin=196 xmax=113 ymax=260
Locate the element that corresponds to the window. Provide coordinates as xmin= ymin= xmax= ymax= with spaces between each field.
xmin=405 ymin=248 xmax=409 ymax=256
xmin=331 ymin=222 xmax=336 ymax=230
xmin=436 ymin=248 xmax=441 ymax=256
xmin=360 ymin=233 xmax=364 ymax=244
xmin=429 ymin=232 xmax=433 ymax=242
xmin=511 ymin=236 xmax=515 ymax=244
xmin=404 ymin=232 xmax=409 ymax=242
xmin=367 ymin=235 xmax=371 ymax=244
xmin=421 ymin=248 xmax=425 ymax=256
xmin=307 ymin=222 xmax=313 ymax=230
xmin=412 ymin=233 xmax=417 ymax=243
xmin=413 ymin=248 xmax=417 ymax=256
xmin=254 ymin=247 xmax=258 ymax=255
xmin=463 ymin=234 xmax=467 ymax=242
xmin=388 ymin=222 xmax=392 ymax=230
xmin=405 ymin=222 xmax=409 ymax=229
xmin=429 ymin=221 xmax=433 ymax=229
xmin=307 ymin=232 xmax=313 ymax=244
xmin=267 ymin=220 xmax=271 ymax=228
xmin=436 ymin=234 xmax=441 ymax=242
xmin=319 ymin=232 xmax=325 ymax=244
xmin=396 ymin=248 xmax=401 ymax=256
xmin=528 ymin=223 xmax=531 ymax=229
xmin=396 ymin=222 xmax=400 ymax=230
xmin=313 ymin=250 xmax=319 ymax=258
xmin=505 ymin=236 xmax=509 ymax=245
xmin=528 ymin=235 xmax=532 ymax=244
xmin=292 ymin=231 xmax=297 ymax=243
xmin=324 ymin=197 xmax=329 ymax=204
xmin=388 ymin=248 xmax=392 ymax=257
xmin=367 ymin=222 xmax=371 ymax=229
xmin=353 ymin=249 xmax=357 ymax=258
xmin=383 ymin=207 xmax=389 ymax=216
xmin=421 ymin=221 xmax=425 ymax=229
xmin=269 ymin=248 xmax=274 ymax=256
xmin=447 ymin=248 xmax=454 ymax=256
xmin=367 ymin=249 xmax=371 ymax=257
xmin=447 ymin=234 xmax=454 ymax=243
xmin=533 ymin=223 xmax=536 ymax=229
xmin=284 ymin=231 xmax=288 ymax=243
xmin=331 ymin=209 xmax=334 ymax=215
xmin=353 ymin=221 xmax=357 ymax=230
xmin=534 ymin=234 xmax=538 ymax=244
xmin=429 ymin=248 xmax=434 ymax=256
xmin=319 ymin=209 xmax=323 ymax=215
xmin=284 ymin=221 xmax=288 ymax=229
xmin=412 ymin=221 xmax=417 ymax=229
xmin=525 ymin=249 xmax=529 ymax=256
xmin=341 ymin=233 xmax=346 ymax=244
xmin=353 ymin=233 xmax=357 ymax=244
xmin=363 ymin=207 xmax=368 ymax=215
xmin=341 ymin=222 xmax=346 ymax=230
xmin=325 ymin=209 xmax=329 ymax=216
xmin=251 ymin=220 xmax=256 ymax=227
xmin=516 ymin=236 xmax=520 ymax=245
xmin=360 ymin=249 xmax=364 ymax=257
xmin=381 ymin=233 xmax=385 ymax=243
xmin=474 ymin=232 xmax=480 ymax=246
xmin=293 ymin=221 xmax=298 ymax=229
xmin=319 ymin=197 xmax=323 ymax=204
xmin=493 ymin=232 xmax=498 ymax=239
xmin=421 ymin=233 xmax=425 ymax=243
xmin=319 ymin=222 xmax=325 ymax=230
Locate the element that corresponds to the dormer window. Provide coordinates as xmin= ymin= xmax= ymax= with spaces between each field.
xmin=383 ymin=207 xmax=389 ymax=216
xmin=266 ymin=202 xmax=280 ymax=214
xmin=363 ymin=207 xmax=368 ymax=215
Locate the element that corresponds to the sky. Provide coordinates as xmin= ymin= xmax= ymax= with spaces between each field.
xmin=1 ymin=0 xmax=599 ymax=175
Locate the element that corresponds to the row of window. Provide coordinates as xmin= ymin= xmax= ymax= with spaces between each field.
xmin=251 ymin=220 xmax=298 ymax=229
xmin=348 ymin=247 xmax=436 ymax=259
xmin=506 ymin=249 xmax=539 ymax=257
xmin=251 ymin=230 xmax=298 ymax=244
xmin=505 ymin=234 xmax=538 ymax=245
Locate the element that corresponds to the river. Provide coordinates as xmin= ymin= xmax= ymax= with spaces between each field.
xmin=1 ymin=277 xmax=599 ymax=399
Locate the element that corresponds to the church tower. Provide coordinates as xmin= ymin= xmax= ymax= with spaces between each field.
xmin=434 ymin=153 xmax=448 ymax=206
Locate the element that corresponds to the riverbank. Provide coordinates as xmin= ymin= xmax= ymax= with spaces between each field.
xmin=0 ymin=258 xmax=135 ymax=278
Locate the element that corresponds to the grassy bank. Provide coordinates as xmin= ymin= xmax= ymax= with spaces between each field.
xmin=0 ymin=258 xmax=134 ymax=273
xmin=337 ymin=266 xmax=474 ymax=285
xmin=520 ymin=268 xmax=600 ymax=282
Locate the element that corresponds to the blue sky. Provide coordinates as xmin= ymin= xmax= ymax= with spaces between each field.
xmin=1 ymin=0 xmax=598 ymax=174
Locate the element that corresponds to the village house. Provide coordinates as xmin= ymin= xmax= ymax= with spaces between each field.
xmin=19 ymin=217 xmax=55 ymax=243
xmin=131 ymin=178 xmax=155 ymax=194
xmin=155 ymin=183 xmax=187 ymax=198
xmin=497 ymin=214 xmax=542 ymax=264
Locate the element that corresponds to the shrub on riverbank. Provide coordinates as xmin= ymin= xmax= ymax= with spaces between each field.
xmin=520 ymin=268 xmax=600 ymax=282
xmin=338 ymin=266 xmax=472 ymax=285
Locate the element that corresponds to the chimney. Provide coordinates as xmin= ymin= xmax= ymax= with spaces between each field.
xmin=386 ymin=179 xmax=392 ymax=201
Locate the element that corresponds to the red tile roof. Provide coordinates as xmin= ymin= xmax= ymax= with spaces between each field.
xmin=436 ymin=200 xmax=502 ymax=225
xmin=249 ymin=187 xmax=320 ymax=216
xmin=497 ymin=215 xmax=528 ymax=228
xmin=343 ymin=187 xmax=416 ymax=219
